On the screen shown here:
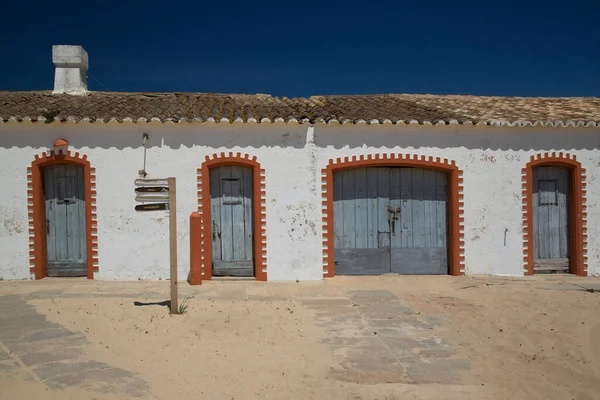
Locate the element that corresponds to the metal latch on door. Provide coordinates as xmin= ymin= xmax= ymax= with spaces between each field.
xmin=386 ymin=206 xmax=401 ymax=235
xmin=57 ymin=197 xmax=76 ymax=204
xmin=212 ymin=220 xmax=222 ymax=240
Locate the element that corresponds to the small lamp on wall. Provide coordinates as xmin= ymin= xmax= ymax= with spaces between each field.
xmin=53 ymin=138 xmax=69 ymax=154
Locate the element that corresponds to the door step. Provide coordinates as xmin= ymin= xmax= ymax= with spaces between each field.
xmin=534 ymin=267 xmax=570 ymax=274
xmin=534 ymin=258 xmax=569 ymax=274
xmin=211 ymin=276 xmax=256 ymax=281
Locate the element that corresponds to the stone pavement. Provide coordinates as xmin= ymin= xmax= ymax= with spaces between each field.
xmin=0 ymin=278 xmax=475 ymax=396
xmin=0 ymin=293 xmax=149 ymax=397
xmin=302 ymin=289 xmax=469 ymax=384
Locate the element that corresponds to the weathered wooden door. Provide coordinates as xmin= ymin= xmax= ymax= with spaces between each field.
xmin=44 ymin=165 xmax=87 ymax=277
xmin=533 ymin=166 xmax=569 ymax=273
xmin=334 ymin=167 xmax=448 ymax=275
xmin=210 ymin=166 xmax=254 ymax=277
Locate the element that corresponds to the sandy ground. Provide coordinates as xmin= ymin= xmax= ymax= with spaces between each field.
xmin=1 ymin=275 xmax=599 ymax=400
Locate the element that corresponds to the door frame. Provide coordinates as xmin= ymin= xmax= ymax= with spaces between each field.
xmin=196 ymin=153 xmax=267 ymax=281
xmin=522 ymin=153 xmax=587 ymax=276
xmin=28 ymin=150 xmax=98 ymax=279
xmin=322 ymin=154 xmax=465 ymax=277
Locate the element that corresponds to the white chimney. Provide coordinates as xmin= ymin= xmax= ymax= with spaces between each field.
xmin=52 ymin=45 xmax=88 ymax=95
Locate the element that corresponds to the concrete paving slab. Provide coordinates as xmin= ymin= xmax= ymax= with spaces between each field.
xmin=383 ymin=337 xmax=455 ymax=359
xmin=45 ymin=366 xmax=150 ymax=397
xmin=572 ymin=283 xmax=600 ymax=292
xmin=0 ymin=308 xmax=44 ymax=321
xmin=0 ymin=294 xmax=24 ymax=303
xmin=346 ymin=290 xmax=399 ymax=305
xmin=320 ymin=336 xmax=382 ymax=347
xmin=368 ymin=317 xmax=432 ymax=330
xmin=370 ymin=327 xmax=434 ymax=338
xmin=332 ymin=344 xmax=401 ymax=372
xmin=315 ymin=321 xmax=373 ymax=337
xmin=33 ymin=359 xmax=111 ymax=380
xmin=355 ymin=305 xmax=418 ymax=318
xmin=2 ymin=328 xmax=79 ymax=344
xmin=8 ymin=334 xmax=87 ymax=355
xmin=19 ymin=347 xmax=82 ymax=367
xmin=0 ymin=359 xmax=19 ymax=372
xmin=310 ymin=305 xmax=360 ymax=318
xmin=0 ymin=350 xmax=12 ymax=361
xmin=0 ymin=317 xmax=50 ymax=337
xmin=403 ymin=357 xmax=470 ymax=384
xmin=0 ymin=294 xmax=150 ymax=397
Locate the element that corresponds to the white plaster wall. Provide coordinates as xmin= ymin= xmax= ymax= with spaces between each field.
xmin=0 ymin=122 xmax=321 ymax=281
xmin=0 ymin=122 xmax=598 ymax=281
xmin=314 ymin=124 xmax=600 ymax=277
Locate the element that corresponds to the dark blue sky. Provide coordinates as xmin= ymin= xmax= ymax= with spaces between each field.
xmin=1 ymin=0 xmax=598 ymax=97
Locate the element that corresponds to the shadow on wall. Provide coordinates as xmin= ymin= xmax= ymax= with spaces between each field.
xmin=0 ymin=123 xmax=309 ymax=150
xmin=0 ymin=123 xmax=599 ymax=152
xmin=316 ymin=125 xmax=600 ymax=152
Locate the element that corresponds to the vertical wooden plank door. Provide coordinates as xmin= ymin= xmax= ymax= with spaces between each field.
xmin=333 ymin=167 xmax=448 ymax=275
xmin=210 ymin=166 xmax=254 ymax=277
xmin=389 ymin=168 xmax=448 ymax=274
xmin=533 ymin=166 xmax=569 ymax=273
xmin=333 ymin=168 xmax=390 ymax=274
xmin=44 ymin=165 xmax=87 ymax=277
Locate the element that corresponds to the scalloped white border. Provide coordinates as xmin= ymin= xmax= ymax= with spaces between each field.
xmin=1 ymin=116 xmax=599 ymax=127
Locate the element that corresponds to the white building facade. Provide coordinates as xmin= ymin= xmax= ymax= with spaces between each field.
xmin=0 ymin=46 xmax=598 ymax=282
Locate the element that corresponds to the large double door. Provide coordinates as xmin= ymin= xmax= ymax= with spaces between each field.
xmin=333 ymin=167 xmax=448 ymax=275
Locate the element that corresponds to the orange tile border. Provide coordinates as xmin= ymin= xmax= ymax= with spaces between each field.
xmin=522 ymin=152 xmax=587 ymax=276
xmin=193 ymin=152 xmax=267 ymax=282
xmin=189 ymin=212 xmax=202 ymax=285
xmin=321 ymin=154 xmax=465 ymax=277
xmin=28 ymin=150 xmax=98 ymax=279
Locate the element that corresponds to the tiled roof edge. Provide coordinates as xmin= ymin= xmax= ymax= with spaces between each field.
xmin=1 ymin=116 xmax=599 ymax=128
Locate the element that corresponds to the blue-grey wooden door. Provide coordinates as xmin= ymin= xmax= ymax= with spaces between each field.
xmin=533 ymin=166 xmax=569 ymax=272
xmin=333 ymin=167 xmax=448 ymax=275
xmin=210 ymin=166 xmax=254 ymax=277
xmin=44 ymin=165 xmax=87 ymax=277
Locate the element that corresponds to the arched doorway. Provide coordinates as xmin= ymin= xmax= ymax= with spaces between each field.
xmin=523 ymin=153 xmax=587 ymax=276
xmin=209 ymin=165 xmax=254 ymax=277
xmin=322 ymin=154 xmax=465 ymax=277
xmin=194 ymin=153 xmax=267 ymax=281
xmin=28 ymin=151 xmax=97 ymax=279
xmin=333 ymin=166 xmax=449 ymax=275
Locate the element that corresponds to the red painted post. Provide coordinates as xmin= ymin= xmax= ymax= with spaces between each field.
xmin=189 ymin=212 xmax=202 ymax=285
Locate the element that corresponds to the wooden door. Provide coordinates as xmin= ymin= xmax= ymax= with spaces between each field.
xmin=333 ymin=167 xmax=448 ymax=275
xmin=44 ymin=165 xmax=87 ymax=277
xmin=333 ymin=168 xmax=392 ymax=274
xmin=389 ymin=168 xmax=448 ymax=274
xmin=210 ymin=166 xmax=254 ymax=277
xmin=533 ymin=166 xmax=569 ymax=273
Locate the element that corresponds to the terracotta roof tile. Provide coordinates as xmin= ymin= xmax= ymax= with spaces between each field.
xmin=0 ymin=91 xmax=599 ymax=127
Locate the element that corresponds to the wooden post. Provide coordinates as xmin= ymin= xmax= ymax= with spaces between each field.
xmin=168 ymin=177 xmax=178 ymax=314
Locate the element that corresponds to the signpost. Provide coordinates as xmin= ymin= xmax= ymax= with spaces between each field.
xmin=135 ymin=203 xmax=168 ymax=212
xmin=134 ymin=177 xmax=178 ymax=314
xmin=167 ymin=177 xmax=178 ymax=315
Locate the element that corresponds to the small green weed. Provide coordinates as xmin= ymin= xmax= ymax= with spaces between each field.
xmin=176 ymin=297 xmax=191 ymax=315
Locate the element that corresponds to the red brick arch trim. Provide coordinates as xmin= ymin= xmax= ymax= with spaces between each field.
xmin=522 ymin=152 xmax=587 ymax=276
xmin=321 ymin=154 xmax=465 ymax=277
xmin=27 ymin=150 xmax=98 ymax=279
xmin=195 ymin=152 xmax=267 ymax=281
